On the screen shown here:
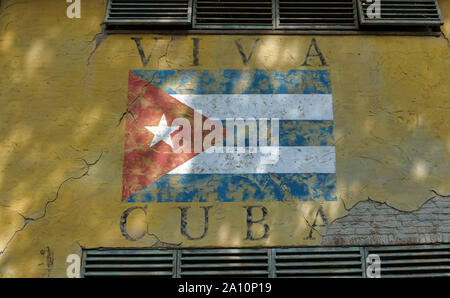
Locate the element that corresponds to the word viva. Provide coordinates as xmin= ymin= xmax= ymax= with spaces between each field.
xmin=131 ymin=37 xmax=328 ymax=67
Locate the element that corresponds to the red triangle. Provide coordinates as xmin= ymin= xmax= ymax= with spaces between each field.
xmin=122 ymin=71 xmax=225 ymax=201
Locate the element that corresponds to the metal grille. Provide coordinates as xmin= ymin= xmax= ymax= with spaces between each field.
xmin=105 ymin=0 xmax=192 ymax=25
xmin=104 ymin=0 xmax=444 ymax=30
xmin=367 ymin=244 xmax=450 ymax=278
xmin=82 ymin=247 xmax=363 ymax=277
xmin=274 ymin=247 xmax=365 ymax=277
xmin=193 ymin=0 xmax=275 ymax=29
xmin=180 ymin=248 xmax=270 ymax=277
xmin=82 ymin=249 xmax=176 ymax=277
xmin=82 ymin=244 xmax=450 ymax=278
xmin=276 ymin=0 xmax=359 ymax=29
xmin=357 ymin=0 xmax=443 ymax=26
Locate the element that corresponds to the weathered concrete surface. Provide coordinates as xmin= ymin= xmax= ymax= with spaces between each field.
xmin=0 ymin=0 xmax=448 ymax=277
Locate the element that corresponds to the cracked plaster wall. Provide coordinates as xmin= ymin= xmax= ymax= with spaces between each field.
xmin=0 ymin=0 xmax=448 ymax=277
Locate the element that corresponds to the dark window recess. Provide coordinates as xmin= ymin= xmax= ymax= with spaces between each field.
xmin=357 ymin=0 xmax=443 ymax=26
xmin=193 ymin=0 xmax=274 ymax=29
xmin=277 ymin=0 xmax=358 ymax=30
xmin=105 ymin=0 xmax=192 ymax=25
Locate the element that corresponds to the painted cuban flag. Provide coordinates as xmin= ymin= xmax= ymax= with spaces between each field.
xmin=122 ymin=70 xmax=336 ymax=203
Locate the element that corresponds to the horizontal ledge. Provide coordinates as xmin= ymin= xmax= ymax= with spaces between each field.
xmin=104 ymin=28 xmax=441 ymax=36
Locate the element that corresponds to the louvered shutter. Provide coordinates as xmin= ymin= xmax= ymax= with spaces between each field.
xmin=105 ymin=0 xmax=192 ymax=25
xmin=193 ymin=0 xmax=275 ymax=29
xmin=366 ymin=245 xmax=450 ymax=278
xmin=276 ymin=0 xmax=359 ymax=29
xmin=274 ymin=247 xmax=365 ymax=277
xmin=180 ymin=248 xmax=270 ymax=277
xmin=81 ymin=247 xmax=364 ymax=277
xmin=82 ymin=245 xmax=450 ymax=278
xmin=357 ymin=0 xmax=443 ymax=26
xmin=82 ymin=249 xmax=177 ymax=277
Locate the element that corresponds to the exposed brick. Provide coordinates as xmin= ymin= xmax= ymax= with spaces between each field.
xmin=394 ymin=214 xmax=417 ymax=221
xmin=400 ymin=227 xmax=419 ymax=234
xmin=416 ymin=214 xmax=438 ymax=221
xmin=322 ymin=196 xmax=450 ymax=246
xmin=378 ymin=221 xmax=399 ymax=228
xmin=437 ymin=226 xmax=450 ymax=233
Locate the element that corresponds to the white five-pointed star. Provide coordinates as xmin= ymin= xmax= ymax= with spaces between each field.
xmin=145 ymin=114 xmax=180 ymax=148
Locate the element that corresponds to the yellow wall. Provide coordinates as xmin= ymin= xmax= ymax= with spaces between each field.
xmin=0 ymin=0 xmax=449 ymax=277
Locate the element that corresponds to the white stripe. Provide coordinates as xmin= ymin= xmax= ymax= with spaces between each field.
xmin=168 ymin=146 xmax=336 ymax=174
xmin=171 ymin=94 xmax=333 ymax=120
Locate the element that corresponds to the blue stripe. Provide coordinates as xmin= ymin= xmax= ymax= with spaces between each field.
xmin=126 ymin=173 xmax=337 ymax=203
xmin=279 ymin=120 xmax=334 ymax=146
xmin=132 ymin=70 xmax=331 ymax=94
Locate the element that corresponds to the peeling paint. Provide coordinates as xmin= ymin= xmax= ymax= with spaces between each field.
xmin=322 ymin=195 xmax=450 ymax=246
